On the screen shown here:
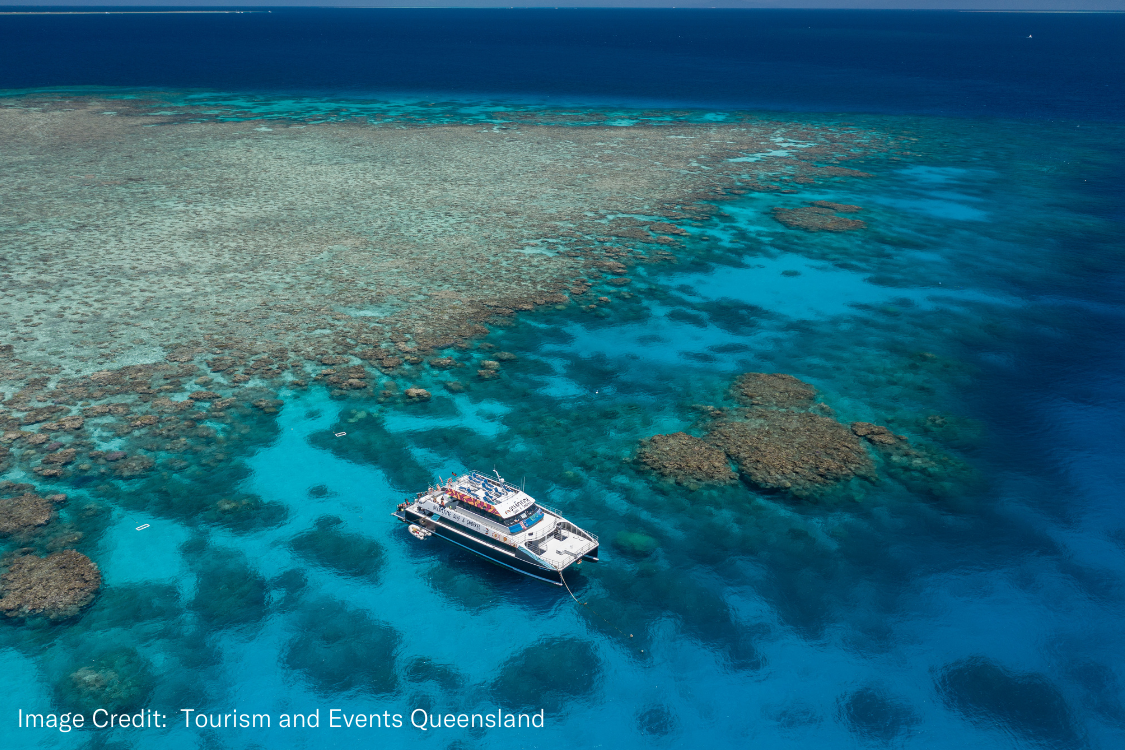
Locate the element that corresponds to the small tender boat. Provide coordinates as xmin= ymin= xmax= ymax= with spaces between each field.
xmin=394 ymin=470 xmax=599 ymax=585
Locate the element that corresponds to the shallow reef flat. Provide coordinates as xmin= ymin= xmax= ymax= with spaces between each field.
xmin=0 ymin=94 xmax=886 ymax=393
xmin=0 ymin=94 xmax=894 ymax=487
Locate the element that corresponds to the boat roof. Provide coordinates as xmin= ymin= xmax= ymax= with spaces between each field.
xmin=445 ymin=471 xmax=535 ymax=519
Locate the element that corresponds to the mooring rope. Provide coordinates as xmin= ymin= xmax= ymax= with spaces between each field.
xmin=559 ymin=569 xmax=642 ymax=652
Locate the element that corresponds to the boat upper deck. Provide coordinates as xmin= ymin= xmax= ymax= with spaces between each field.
xmin=445 ymin=471 xmax=535 ymax=520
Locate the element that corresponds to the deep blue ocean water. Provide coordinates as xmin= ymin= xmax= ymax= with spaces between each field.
xmin=2 ymin=9 xmax=1125 ymax=750
xmin=2 ymin=7 xmax=1125 ymax=119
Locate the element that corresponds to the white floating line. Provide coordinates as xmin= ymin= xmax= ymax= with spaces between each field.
xmin=135 ymin=524 xmax=150 ymax=531
xmin=335 ymin=432 xmax=347 ymax=437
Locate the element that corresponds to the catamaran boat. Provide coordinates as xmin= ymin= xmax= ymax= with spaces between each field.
xmin=394 ymin=470 xmax=599 ymax=585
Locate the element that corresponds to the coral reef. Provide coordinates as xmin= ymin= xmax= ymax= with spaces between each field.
xmin=637 ymin=704 xmax=678 ymax=737
xmin=113 ymin=454 xmax=155 ymax=478
xmin=915 ymin=412 xmax=987 ymax=451
xmin=0 ymin=550 xmax=101 ymax=619
xmin=0 ymin=102 xmax=883 ymax=399
xmin=612 ymin=531 xmax=659 ymax=558
xmin=270 ymin=569 xmax=308 ymax=613
xmin=56 ymin=648 xmax=155 ymax=714
xmin=649 ymin=222 xmax=689 ymax=236
xmin=187 ymin=545 xmax=269 ymax=628
xmin=854 ymin=422 xmax=977 ymax=498
xmin=0 ymin=101 xmax=891 ymax=519
xmin=809 ymin=200 xmax=863 ymax=212
xmin=424 ymin=564 xmax=500 ymax=612
xmin=490 ymin=637 xmax=601 ymax=714
xmin=635 ymin=432 xmax=736 ymax=485
xmin=935 ymin=657 xmax=1081 ymax=747
xmin=283 ymin=597 xmax=400 ymax=695
xmin=836 ymin=686 xmax=919 ymax=743
xmin=0 ymin=99 xmax=888 ymax=492
xmin=0 ymin=491 xmax=60 ymax=537
xmin=709 ymin=412 xmax=874 ymax=497
xmin=288 ymin=516 xmax=386 ymax=582
xmin=850 ymin=421 xmax=904 ymax=446
xmin=771 ymin=205 xmax=867 ymax=232
xmin=635 ymin=371 xmax=972 ymax=499
xmin=732 ymin=372 xmax=818 ymax=409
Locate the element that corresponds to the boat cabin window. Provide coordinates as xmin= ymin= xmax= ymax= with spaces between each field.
xmin=504 ymin=505 xmax=543 ymax=526
xmin=449 ymin=501 xmax=502 ymax=523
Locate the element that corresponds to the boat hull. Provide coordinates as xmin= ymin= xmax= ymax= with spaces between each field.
xmin=397 ymin=508 xmax=565 ymax=585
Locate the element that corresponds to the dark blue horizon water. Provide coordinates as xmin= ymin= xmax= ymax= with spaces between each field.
xmin=2 ymin=8 xmax=1125 ymax=120
xmin=2 ymin=9 xmax=1125 ymax=750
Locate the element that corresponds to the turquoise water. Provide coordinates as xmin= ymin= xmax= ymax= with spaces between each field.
xmin=1 ymin=93 xmax=1123 ymax=750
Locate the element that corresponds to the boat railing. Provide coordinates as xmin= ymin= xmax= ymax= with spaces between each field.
xmin=518 ymin=542 xmax=559 ymax=571
xmin=536 ymin=503 xmax=598 ymax=543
